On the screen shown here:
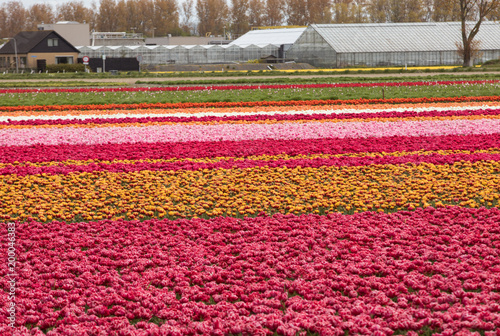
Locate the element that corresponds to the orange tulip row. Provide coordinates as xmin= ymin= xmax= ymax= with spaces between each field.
xmin=3 ymin=95 xmax=500 ymax=113
xmin=2 ymin=160 xmax=499 ymax=223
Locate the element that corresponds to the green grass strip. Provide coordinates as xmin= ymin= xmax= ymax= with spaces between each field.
xmin=2 ymin=81 xmax=500 ymax=107
xmin=136 ymin=73 xmax=500 ymax=86
xmin=0 ymin=81 xmax=128 ymax=88
xmin=0 ymin=65 xmax=498 ymax=80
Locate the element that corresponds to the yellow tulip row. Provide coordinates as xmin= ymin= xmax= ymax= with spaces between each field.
xmin=1 ymin=160 xmax=499 ymax=223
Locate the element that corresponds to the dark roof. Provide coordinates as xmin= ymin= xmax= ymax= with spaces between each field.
xmin=0 ymin=30 xmax=80 ymax=54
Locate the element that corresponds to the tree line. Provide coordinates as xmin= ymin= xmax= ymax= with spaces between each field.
xmin=1 ymin=0 xmax=499 ymax=39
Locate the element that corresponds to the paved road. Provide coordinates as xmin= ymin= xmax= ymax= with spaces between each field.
xmin=2 ymin=71 xmax=500 ymax=86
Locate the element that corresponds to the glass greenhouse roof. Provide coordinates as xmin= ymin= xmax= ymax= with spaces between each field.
xmin=230 ymin=28 xmax=306 ymax=46
xmin=310 ymin=22 xmax=500 ymax=53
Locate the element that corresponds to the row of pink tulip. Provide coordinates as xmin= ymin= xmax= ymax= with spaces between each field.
xmin=2 ymin=207 xmax=500 ymax=335
xmin=2 ymin=116 xmax=499 ymax=146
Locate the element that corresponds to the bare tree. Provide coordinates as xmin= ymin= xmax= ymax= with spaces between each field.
xmin=420 ymin=0 xmax=434 ymax=21
xmin=121 ymin=0 xmax=140 ymax=33
xmin=284 ymin=0 xmax=308 ymax=25
xmin=97 ymin=0 xmax=119 ymax=32
xmin=112 ymin=0 xmax=127 ymax=31
xmin=333 ymin=0 xmax=352 ymax=22
xmin=56 ymin=0 xmax=94 ymax=23
xmin=486 ymin=1 xmax=500 ymax=18
xmin=26 ymin=3 xmax=56 ymax=29
xmin=0 ymin=1 xmax=26 ymax=37
xmin=196 ymin=0 xmax=229 ymax=36
xmin=137 ymin=0 xmax=155 ymax=35
xmin=351 ymin=0 xmax=368 ymax=22
xmin=120 ymin=0 xmax=154 ymax=35
xmin=0 ymin=7 xmax=6 ymax=38
xmin=153 ymin=0 xmax=179 ymax=37
xmin=333 ymin=0 xmax=367 ymax=23
xmin=365 ymin=0 xmax=389 ymax=22
xmin=387 ymin=0 xmax=425 ymax=22
xmin=307 ymin=0 xmax=333 ymax=23
xmin=458 ymin=0 xmax=500 ymax=66
xmin=404 ymin=0 xmax=426 ymax=21
xmin=231 ymin=0 xmax=250 ymax=36
xmin=180 ymin=0 xmax=195 ymax=34
xmin=264 ymin=0 xmax=285 ymax=26
xmin=96 ymin=0 xmax=179 ymax=36
xmin=456 ymin=38 xmax=483 ymax=63
xmin=259 ymin=0 xmax=334 ymax=25
xmin=248 ymin=0 xmax=265 ymax=27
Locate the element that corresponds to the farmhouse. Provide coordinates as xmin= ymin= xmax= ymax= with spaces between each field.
xmin=286 ymin=22 xmax=500 ymax=68
xmin=0 ymin=30 xmax=80 ymax=71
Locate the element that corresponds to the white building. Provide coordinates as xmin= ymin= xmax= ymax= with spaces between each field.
xmin=38 ymin=21 xmax=90 ymax=47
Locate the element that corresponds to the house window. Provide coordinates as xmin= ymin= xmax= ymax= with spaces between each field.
xmin=47 ymin=38 xmax=59 ymax=47
xmin=56 ymin=56 xmax=74 ymax=64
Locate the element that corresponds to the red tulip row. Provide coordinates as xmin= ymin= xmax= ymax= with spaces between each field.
xmin=2 ymin=133 xmax=498 ymax=165
xmin=3 ymin=96 xmax=500 ymax=112
xmin=2 ymin=207 xmax=500 ymax=335
xmin=1 ymin=79 xmax=497 ymax=94
xmin=2 ymin=151 xmax=500 ymax=177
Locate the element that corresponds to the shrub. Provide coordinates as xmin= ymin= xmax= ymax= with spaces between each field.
xmin=46 ymin=64 xmax=85 ymax=73
xmin=482 ymin=58 xmax=500 ymax=66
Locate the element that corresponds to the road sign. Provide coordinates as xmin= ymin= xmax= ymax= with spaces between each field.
xmin=137 ymin=55 xmax=143 ymax=63
xmin=82 ymin=56 xmax=89 ymax=65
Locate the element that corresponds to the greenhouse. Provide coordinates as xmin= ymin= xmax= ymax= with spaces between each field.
xmin=76 ymin=44 xmax=280 ymax=65
xmin=230 ymin=28 xmax=306 ymax=47
xmin=286 ymin=22 xmax=500 ymax=68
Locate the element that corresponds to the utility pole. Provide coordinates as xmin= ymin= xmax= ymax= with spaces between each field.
xmin=12 ymin=38 xmax=18 ymax=74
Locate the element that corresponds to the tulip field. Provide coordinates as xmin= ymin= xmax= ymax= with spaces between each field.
xmin=1 ymin=80 xmax=500 ymax=335
xmin=4 ymin=80 xmax=500 ymax=106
